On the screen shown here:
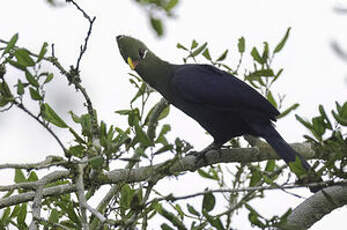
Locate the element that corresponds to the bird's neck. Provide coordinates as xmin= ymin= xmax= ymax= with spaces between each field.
xmin=136 ymin=55 xmax=174 ymax=99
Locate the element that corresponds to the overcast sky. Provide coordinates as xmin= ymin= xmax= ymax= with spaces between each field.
xmin=1 ymin=0 xmax=346 ymax=229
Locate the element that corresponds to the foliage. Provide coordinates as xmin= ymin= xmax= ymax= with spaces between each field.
xmin=0 ymin=1 xmax=346 ymax=230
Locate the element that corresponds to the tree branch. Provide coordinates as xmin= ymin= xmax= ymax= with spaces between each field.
xmin=0 ymin=143 xmax=321 ymax=208
xmin=282 ymin=184 xmax=347 ymax=230
xmin=0 ymin=155 xmax=65 ymax=170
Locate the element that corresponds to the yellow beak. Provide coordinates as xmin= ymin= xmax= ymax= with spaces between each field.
xmin=127 ymin=57 xmax=136 ymax=70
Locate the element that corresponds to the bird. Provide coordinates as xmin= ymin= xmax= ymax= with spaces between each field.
xmin=116 ymin=35 xmax=323 ymax=193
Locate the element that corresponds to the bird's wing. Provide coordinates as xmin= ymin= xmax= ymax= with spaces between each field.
xmin=171 ymin=64 xmax=279 ymax=120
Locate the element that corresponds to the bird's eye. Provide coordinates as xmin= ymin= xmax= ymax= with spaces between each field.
xmin=138 ymin=48 xmax=148 ymax=59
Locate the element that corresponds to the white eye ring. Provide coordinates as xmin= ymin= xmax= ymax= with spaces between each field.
xmin=139 ymin=48 xmax=148 ymax=59
xmin=142 ymin=49 xmax=148 ymax=59
xmin=116 ymin=35 xmax=125 ymax=40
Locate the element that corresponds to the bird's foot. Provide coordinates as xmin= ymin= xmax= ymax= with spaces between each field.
xmin=186 ymin=142 xmax=221 ymax=165
xmin=186 ymin=150 xmax=209 ymax=165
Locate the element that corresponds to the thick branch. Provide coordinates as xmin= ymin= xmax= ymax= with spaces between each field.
xmin=282 ymin=185 xmax=347 ymax=230
xmin=0 ymin=184 xmax=75 ymax=208
xmin=0 ymin=143 xmax=318 ymax=208
xmin=0 ymin=170 xmax=69 ymax=192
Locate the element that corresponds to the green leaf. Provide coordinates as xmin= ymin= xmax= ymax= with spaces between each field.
xmin=89 ymin=156 xmax=104 ymax=169
xmin=131 ymin=82 xmax=147 ymax=104
xmin=332 ymin=110 xmax=347 ymax=126
xmin=155 ymin=124 xmax=171 ymax=145
xmin=336 ymin=101 xmax=342 ymax=113
xmin=202 ymin=192 xmax=215 ymax=212
xmin=202 ymin=210 xmax=225 ymax=230
xmin=265 ymin=159 xmax=275 ymax=172
xmin=272 ymin=68 xmax=283 ymax=83
xmin=187 ymin=204 xmax=200 ymax=216
xmin=161 ymin=223 xmax=175 ymax=230
xmin=150 ymin=17 xmax=163 ymax=36
xmin=153 ymin=144 xmax=173 ymax=155
xmin=216 ymin=50 xmax=228 ymax=62
xmin=29 ymin=87 xmax=42 ymax=100
xmin=312 ymin=116 xmax=326 ymax=136
xmin=295 ymin=114 xmax=313 ymax=130
xmin=318 ymin=105 xmax=332 ymax=129
xmin=277 ymin=103 xmax=299 ymax=119
xmin=37 ymin=42 xmax=48 ymax=62
xmin=14 ymin=169 xmax=26 ymax=183
xmin=245 ymin=69 xmax=274 ymax=81
xmin=69 ymin=128 xmax=86 ymax=144
xmin=115 ymin=109 xmax=132 ymax=116
xmin=25 ymin=71 xmax=39 ymax=87
xmin=0 ymin=81 xmax=13 ymax=107
xmin=79 ymin=113 xmax=93 ymax=137
xmin=2 ymin=33 xmax=18 ymax=57
xmin=176 ymin=43 xmax=188 ymax=51
xmin=202 ymin=48 xmax=211 ymax=60
xmin=190 ymin=42 xmax=207 ymax=57
xmin=191 ymin=40 xmax=198 ymax=49
xmin=68 ymin=145 xmax=85 ymax=158
xmin=120 ymin=184 xmax=134 ymax=214
xmin=27 ymin=171 xmax=38 ymax=182
xmin=340 ymin=102 xmax=347 ymax=119
xmin=262 ymin=42 xmax=269 ymax=60
xmin=1 ymin=207 xmax=11 ymax=225
xmin=11 ymin=205 xmax=21 ymax=218
xmin=48 ymin=209 xmax=60 ymax=223
xmin=246 ymin=204 xmax=265 ymax=228
xmin=135 ymin=122 xmax=153 ymax=147
xmin=8 ymin=60 xmax=26 ymax=71
xmin=288 ymin=156 xmax=307 ymax=178
xmin=175 ymin=204 xmax=185 ymax=220
xmin=251 ymin=47 xmax=264 ymax=64
xmin=249 ymin=168 xmax=262 ymax=186
xmin=158 ymin=105 xmax=170 ymax=120
xmin=155 ymin=204 xmax=187 ymax=230
xmin=0 ymin=96 xmax=8 ymax=107
xmin=274 ymin=27 xmax=291 ymax=53
xmin=41 ymin=103 xmax=68 ymax=128
xmin=17 ymin=203 xmax=27 ymax=226
xmin=44 ymin=73 xmax=54 ymax=84
xmin=165 ymin=0 xmax=178 ymax=11
xmin=266 ymin=90 xmax=277 ymax=108
xmin=197 ymin=169 xmax=218 ymax=180
xmin=238 ymin=37 xmax=245 ymax=53
xmin=0 ymin=81 xmax=12 ymax=99
xmin=14 ymin=48 xmax=35 ymax=66
xmin=57 ymin=202 xmax=81 ymax=227
xmin=16 ymin=79 xmax=25 ymax=95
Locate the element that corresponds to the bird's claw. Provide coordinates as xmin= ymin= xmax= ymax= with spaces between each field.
xmin=187 ymin=150 xmax=209 ymax=165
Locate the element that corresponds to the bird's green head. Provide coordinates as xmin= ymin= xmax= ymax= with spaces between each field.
xmin=116 ymin=35 xmax=153 ymax=70
xmin=116 ymin=35 xmax=172 ymax=97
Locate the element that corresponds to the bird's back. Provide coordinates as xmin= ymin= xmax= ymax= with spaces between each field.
xmin=168 ymin=64 xmax=280 ymax=144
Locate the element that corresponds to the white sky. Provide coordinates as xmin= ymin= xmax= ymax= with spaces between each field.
xmin=0 ymin=0 xmax=347 ymax=229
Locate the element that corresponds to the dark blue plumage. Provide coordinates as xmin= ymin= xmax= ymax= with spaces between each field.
xmin=116 ymin=35 xmax=323 ymax=192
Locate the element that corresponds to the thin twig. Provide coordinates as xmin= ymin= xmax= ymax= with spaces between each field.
xmin=90 ymin=184 xmax=120 ymax=229
xmin=145 ymin=179 xmax=344 ymax=207
xmin=15 ymin=102 xmax=68 ymax=154
xmin=0 ymin=155 xmax=66 ymax=170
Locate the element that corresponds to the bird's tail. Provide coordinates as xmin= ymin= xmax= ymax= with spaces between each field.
xmin=262 ymin=126 xmax=323 ymax=193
